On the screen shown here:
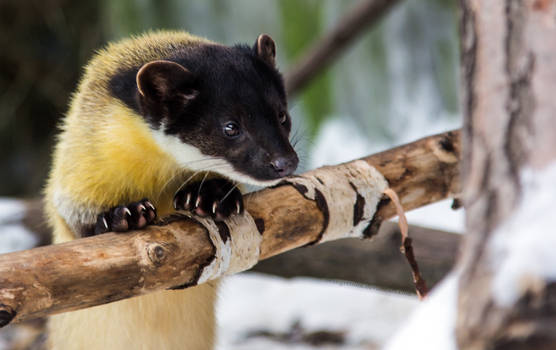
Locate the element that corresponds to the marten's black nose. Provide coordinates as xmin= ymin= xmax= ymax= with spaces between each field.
xmin=270 ymin=155 xmax=298 ymax=177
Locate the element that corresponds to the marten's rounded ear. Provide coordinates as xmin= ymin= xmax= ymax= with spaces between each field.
xmin=136 ymin=60 xmax=198 ymax=103
xmin=254 ymin=34 xmax=276 ymax=67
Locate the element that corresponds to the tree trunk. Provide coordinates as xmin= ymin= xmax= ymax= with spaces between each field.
xmin=457 ymin=0 xmax=556 ymax=348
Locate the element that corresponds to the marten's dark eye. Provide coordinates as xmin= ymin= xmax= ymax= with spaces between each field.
xmin=223 ymin=122 xmax=241 ymax=138
xmin=279 ymin=112 xmax=287 ymax=125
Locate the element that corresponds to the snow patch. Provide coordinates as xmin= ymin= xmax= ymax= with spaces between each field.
xmin=0 ymin=198 xmax=26 ymax=222
xmin=490 ymin=162 xmax=556 ymax=306
xmin=0 ymin=225 xmax=38 ymax=255
xmin=0 ymin=198 xmax=37 ymax=254
xmin=384 ymin=274 xmax=458 ymax=350
xmin=396 ymin=200 xmax=464 ymax=233
xmin=310 ymin=117 xmax=388 ymax=170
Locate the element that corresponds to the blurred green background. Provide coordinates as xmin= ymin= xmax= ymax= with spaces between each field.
xmin=0 ymin=0 xmax=460 ymax=197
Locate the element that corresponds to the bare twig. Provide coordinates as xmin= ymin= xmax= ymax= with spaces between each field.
xmin=285 ymin=0 xmax=401 ymax=96
xmin=384 ymin=188 xmax=428 ymax=299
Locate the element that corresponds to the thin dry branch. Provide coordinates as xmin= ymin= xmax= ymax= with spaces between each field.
xmin=0 ymin=130 xmax=460 ymax=327
xmin=384 ymin=188 xmax=428 ymax=299
xmin=285 ymin=0 xmax=401 ymax=96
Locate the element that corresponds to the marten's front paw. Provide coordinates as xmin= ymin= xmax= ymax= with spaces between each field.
xmin=94 ymin=198 xmax=157 ymax=235
xmin=173 ymin=178 xmax=243 ymax=221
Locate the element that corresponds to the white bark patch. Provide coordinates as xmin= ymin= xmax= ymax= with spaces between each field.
xmin=489 ymin=161 xmax=556 ymax=307
xmin=223 ymin=213 xmax=263 ymax=275
xmin=284 ymin=160 xmax=388 ymax=243
xmin=191 ymin=211 xmax=262 ymax=284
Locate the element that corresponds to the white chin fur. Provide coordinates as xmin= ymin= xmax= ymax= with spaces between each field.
xmin=151 ymin=128 xmax=282 ymax=187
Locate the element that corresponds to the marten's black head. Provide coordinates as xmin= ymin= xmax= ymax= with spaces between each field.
xmin=110 ymin=34 xmax=298 ymax=186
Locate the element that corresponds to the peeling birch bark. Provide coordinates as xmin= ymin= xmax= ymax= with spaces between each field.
xmin=284 ymin=160 xmax=388 ymax=243
xmin=0 ymin=129 xmax=460 ymax=327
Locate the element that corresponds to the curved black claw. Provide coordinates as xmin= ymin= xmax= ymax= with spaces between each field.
xmin=94 ymin=198 xmax=157 ymax=235
xmin=174 ymin=178 xmax=243 ymax=221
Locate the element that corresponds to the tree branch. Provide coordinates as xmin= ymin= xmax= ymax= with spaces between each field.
xmin=0 ymin=129 xmax=460 ymax=327
xmin=7 ymin=199 xmax=461 ymax=292
xmin=251 ymin=221 xmax=460 ymax=293
xmin=285 ymin=0 xmax=401 ymax=96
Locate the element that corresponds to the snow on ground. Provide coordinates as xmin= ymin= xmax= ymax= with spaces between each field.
xmin=384 ymin=274 xmax=458 ymax=350
xmin=217 ymin=273 xmax=419 ymax=349
xmin=0 ymin=198 xmax=37 ymax=254
xmin=490 ymin=162 xmax=556 ymax=306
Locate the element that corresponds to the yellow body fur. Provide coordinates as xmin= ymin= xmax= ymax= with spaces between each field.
xmin=45 ymin=32 xmax=219 ymax=350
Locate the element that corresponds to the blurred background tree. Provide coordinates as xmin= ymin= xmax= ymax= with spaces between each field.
xmin=0 ymin=0 xmax=104 ymax=196
xmin=0 ymin=0 xmax=460 ymax=197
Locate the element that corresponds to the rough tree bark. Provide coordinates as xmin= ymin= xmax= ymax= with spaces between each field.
xmin=0 ymin=130 xmax=460 ymax=327
xmin=2 ymin=199 xmax=461 ymax=292
xmin=456 ymin=0 xmax=556 ymax=348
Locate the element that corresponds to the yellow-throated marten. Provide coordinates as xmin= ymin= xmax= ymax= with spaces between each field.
xmin=45 ymin=30 xmax=298 ymax=350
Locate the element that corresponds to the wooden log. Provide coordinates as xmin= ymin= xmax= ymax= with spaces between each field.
xmin=0 ymin=129 xmax=460 ymax=327
xmin=251 ymin=221 xmax=461 ymax=293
